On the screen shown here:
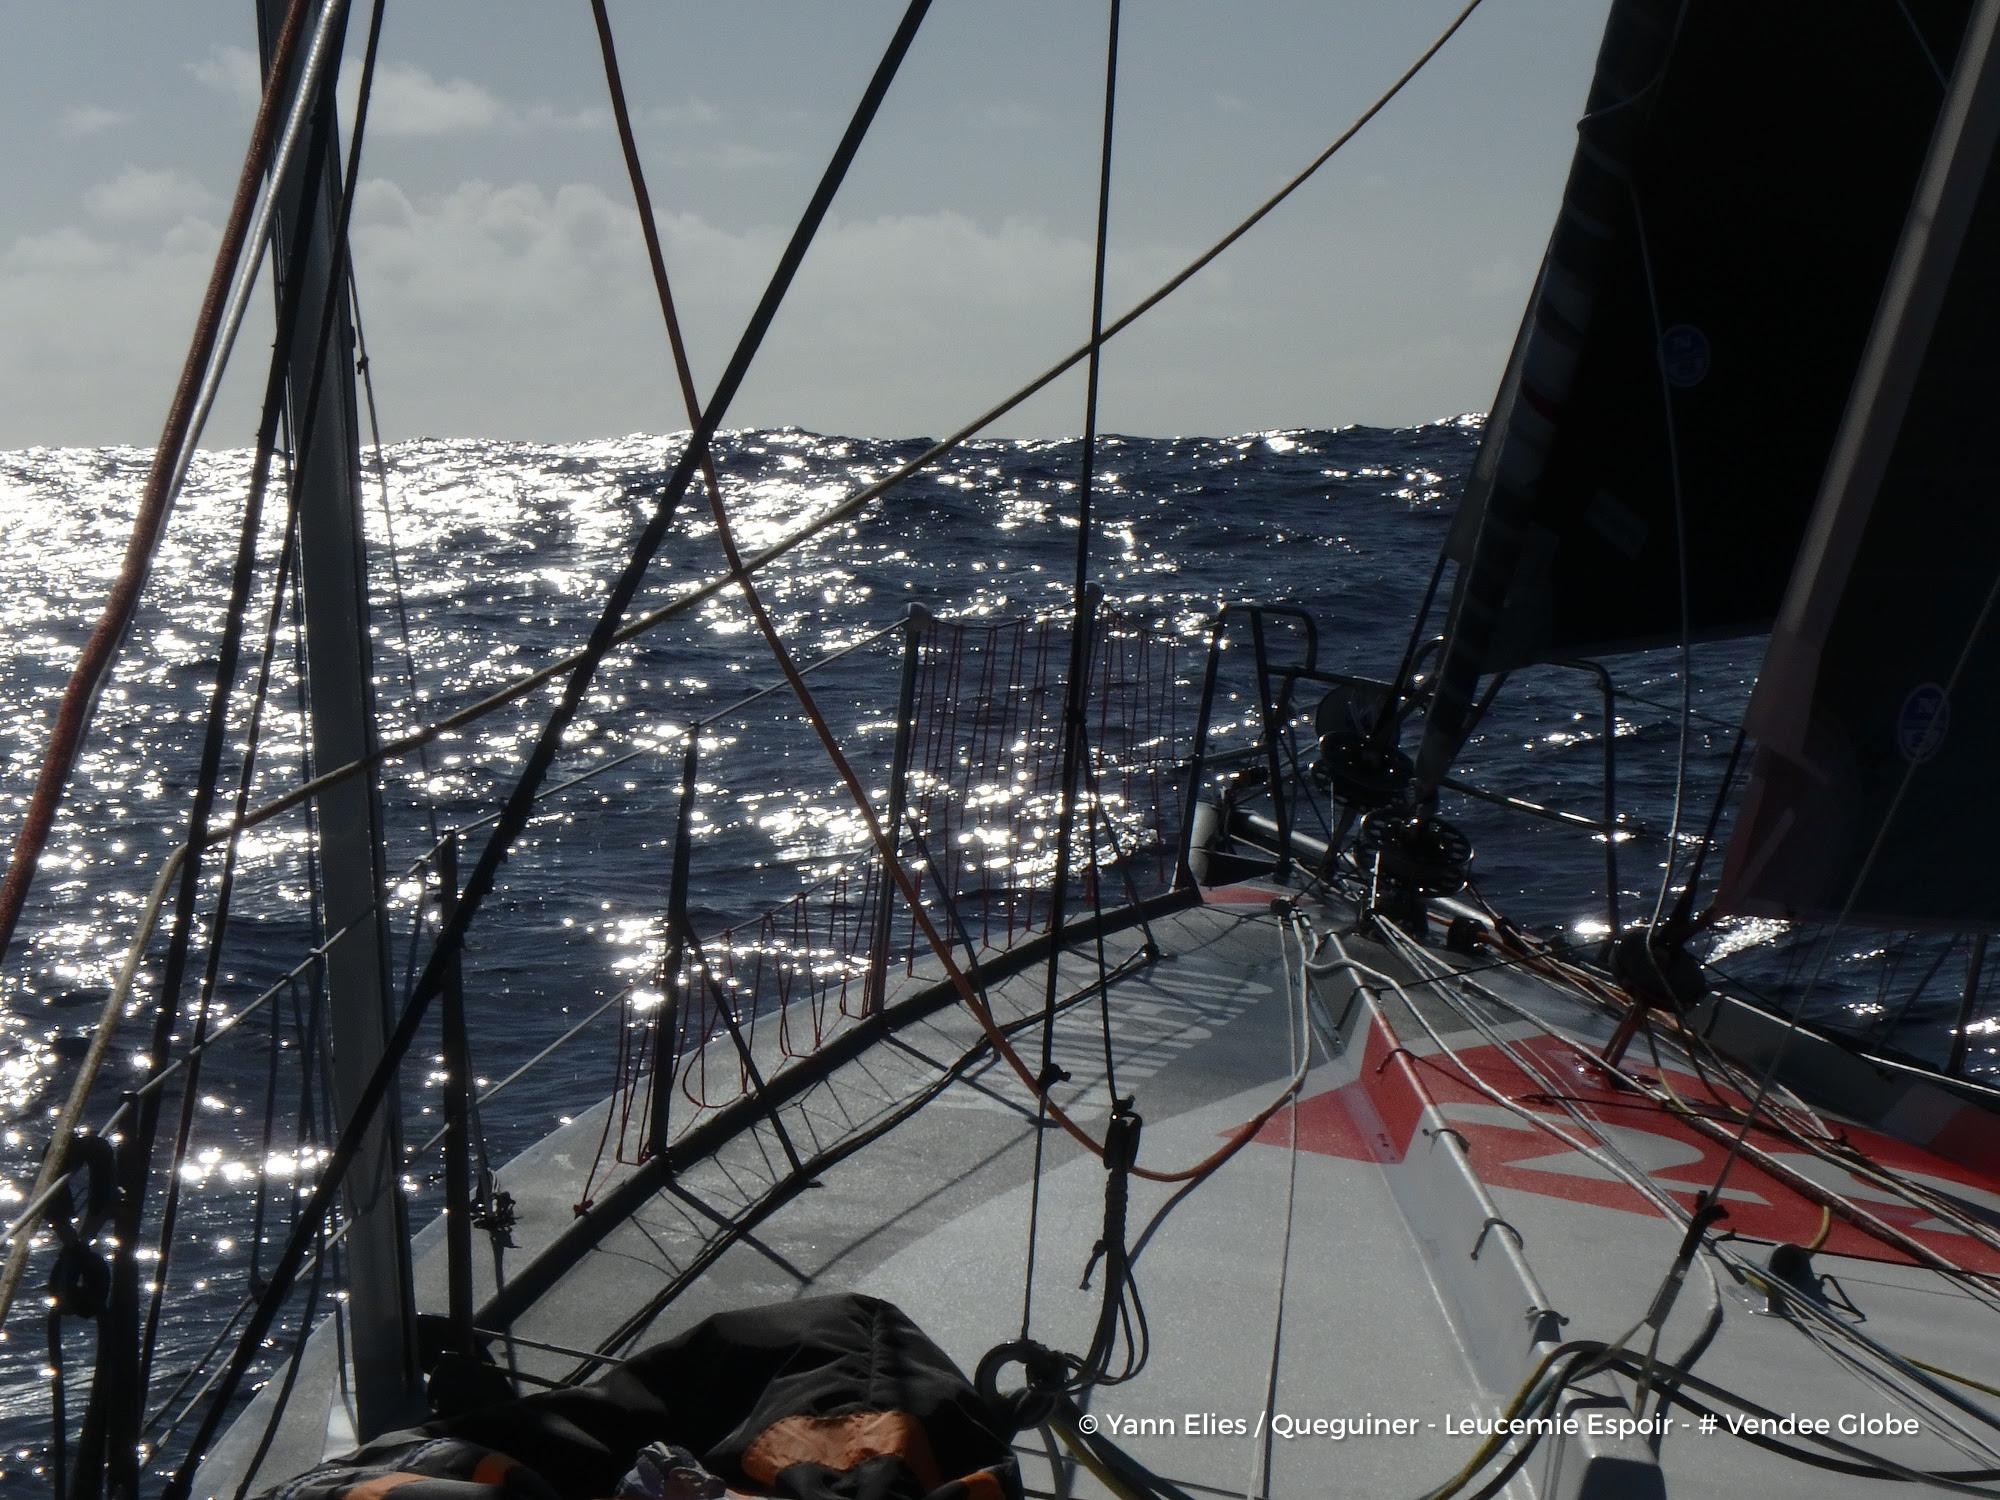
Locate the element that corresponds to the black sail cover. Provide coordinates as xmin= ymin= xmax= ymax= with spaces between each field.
xmin=1416 ymin=0 xmax=1971 ymax=786
xmin=1718 ymin=2 xmax=2000 ymax=929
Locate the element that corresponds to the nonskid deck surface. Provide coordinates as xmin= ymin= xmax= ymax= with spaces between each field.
xmin=1316 ymin=921 xmax=2000 ymax=1499
xmin=200 ymin=889 xmax=2000 ymax=1500
xmin=201 ymin=897 xmax=1318 ymax=1494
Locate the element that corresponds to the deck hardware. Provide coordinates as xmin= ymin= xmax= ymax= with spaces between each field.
xmin=1424 ymin=1125 xmax=1471 ymax=1153
xmin=471 ymin=1187 xmax=516 ymax=1248
xmin=1470 ymin=1215 xmax=1524 ymax=1261
xmin=1330 ymin=980 xmax=1365 ymax=1034
xmin=1525 ymin=1305 xmax=1571 ymax=1344
xmin=1759 ymin=1242 xmax=1868 ymax=1323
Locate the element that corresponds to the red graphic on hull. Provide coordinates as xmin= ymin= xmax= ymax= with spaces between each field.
xmin=1252 ymin=1016 xmax=2000 ymax=1273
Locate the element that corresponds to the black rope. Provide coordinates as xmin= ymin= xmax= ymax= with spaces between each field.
xmin=1084 ymin=756 xmax=1123 ymax=1104
xmin=1895 ymin=0 xmax=1950 ymax=86
xmin=245 ymin=971 xmax=292 ymax=1300
xmin=228 ymin=1219 xmax=329 ymax=1500
xmin=1667 ymin=720 xmax=1745 ymax=933
xmin=1024 ymin=0 xmax=1122 ymax=1347
xmin=1873 ymin=933 xmax=1961 ymax=1042
xmin=165 ymin=8 xmax=934 ymax=1489
xmin=47 ymin=1306 xmax=68 ymax=1500
xmin=141 ymin=0 xmax=385 ymax=1427
xmin=348 ymin=274 xmax=447 ymax=1007
xmin=140 ymin=0 xmax=388 ymax=1408
xmin=1627 ymin=185 xmax=1696 ymax=940
xmin=55 ymin=0 xmax=1496 ymax=898
xmin=140 ymin=496 xmax=302 ymax=1394
xmin=1374 ymin=546 xmax=1451 ymax=755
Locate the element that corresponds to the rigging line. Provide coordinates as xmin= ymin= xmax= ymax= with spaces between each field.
xmin=245 ymin=971 xmax=291 ymax=1301
xmin=1402 ymin=923 xmax=2000 ymax=1337
xmin=1376 ymin=546 xmax=1452 ymax=755
xmin=348 ymin=270 xmax=445 ymax=1003
xmin=408 ymin=987 xmax=629 ymax=1159
xmin=592 ymin=0 xmax=1118 ymax=1228
xmin=1667 ymin=720 xmax=1745 ymax=931
xmin=3 ymin=0 xmax=386 ymax=1344
xmin=1334 ymin=939 xmax=1696 ymax=1228
xmin=599 ymin=0 xmax=1093 ymax=1230
xmin=1078 ymin=0 xmax=1124 ymax=1101
xmin=0 ymin=0 xmax=320 ymax=967
xmin=142 ymin=511 xmax=302 ymax=1394
xmin=1349 ymin=937 xmax=1897 ymax=1436
xmin=1126 ymin=914 xmax=1319 ymax=1285
xmin=601 ymin=7 xmax=1305 ymax=1188
xmin=1873 ymin=932 xmax=1962 ymax=1041
xmin=116 ymin=0 xmax=1498 ymax=873
xmin=1466 ymin=910 xmax=1880 ymax=1152
xmin=348 ymin=274 xmax=437 ymax=849
xmin=1031 ymin=0 xmax=1124 ymax=1346
xmin=1571 ymin=0 xmax=1691 ymax=127
xmin=1898 ymin=0 xmax=1952 ymax=87
xmin=228 ymin=1217 xmax=330 ymax=1500
xmin=1084 ymin=764 xmax=1123 ymax=1103
xmin=1615 ymin=688 xmax=1737 ymax=733
xmin=145 ymin=0 xmax=389 ymax=1388
xmin=165 ymin=9 xmax=937 ymax=1486
xmin=425 ymin=620 xmax=901 ymax=849
xmin=1248 ymin=913 xmax=1308 ymax=1500
xmin=1406 ymin=926 xmax=2000 ymax=1296
xmin=0 ymin=16 xmax=362 ymax=1341
xmin=584 ymin=0 xmax=885 ymax=1179
xmin=1627 ymin=184 xmax=1696 ymax=939
xmin=61 ymin=0 xmax=1500 ymax=1291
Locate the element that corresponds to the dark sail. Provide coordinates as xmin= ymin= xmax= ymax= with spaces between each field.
xmin=1718 ymin=1 xmax=2000 ymax=929
xmin=1417 ymin=0 xmax=1969 ymax=784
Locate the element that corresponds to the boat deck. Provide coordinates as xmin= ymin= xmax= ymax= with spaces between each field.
xmin=198 ymin=886 xmax=2000 ymax=1499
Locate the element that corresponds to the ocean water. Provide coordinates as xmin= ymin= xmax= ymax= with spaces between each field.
xmin=0 ymin=422 xmax=1987 ymax=1481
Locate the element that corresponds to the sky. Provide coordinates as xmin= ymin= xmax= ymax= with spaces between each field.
xmin=0 ymin=0 xmax=1612 ymax=447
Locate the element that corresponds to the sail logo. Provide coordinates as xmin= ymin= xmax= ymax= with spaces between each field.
xmin=1658 ymin=324 xmax=1711 ymax=387
xmin=1897 ymin=682 xmax=1950 ymax=763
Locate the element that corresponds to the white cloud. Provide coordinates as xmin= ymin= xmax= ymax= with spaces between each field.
xmin=0 ymin=217 xmax=230 ymax=447
xmin=640 ymin=97 xmax=720 ymax=129
xmin=332 ymin=178 xmax=1200 ymax=438
xmin=518 ymin=102 xmax=606 ymax=133
xmin=5 ymin=228 xmax=120 ymax=275
xmin=653 ymin=140 xmax=791 ymax=172
xmin=83 ymin=167 xmax=215 ymax=225
xmin=973 ymin=101 xmax=1041 ymax=129
xmin=366 ymin=63 xmax=503 ymax=136
xmin=0 ymin=163 xmax=1520 ymax=446
xmin=60 ymin=106 xmax=127 ymax=137
xmin=189 ymin=45 xmax=262 ymax=109
xmin=336 ymin=63 xmax=606 ymax=139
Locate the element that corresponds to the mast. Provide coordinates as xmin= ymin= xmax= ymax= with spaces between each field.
xmin=256 ymin=0 xmax=424 ymax=1436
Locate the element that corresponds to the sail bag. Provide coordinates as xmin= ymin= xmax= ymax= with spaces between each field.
xmin=253 ymin=1295 xmax=1020 ymax=1500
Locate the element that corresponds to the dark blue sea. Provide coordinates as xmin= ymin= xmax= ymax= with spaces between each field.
xmin=0 ymin=422 xmax=1988 ymax=1479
